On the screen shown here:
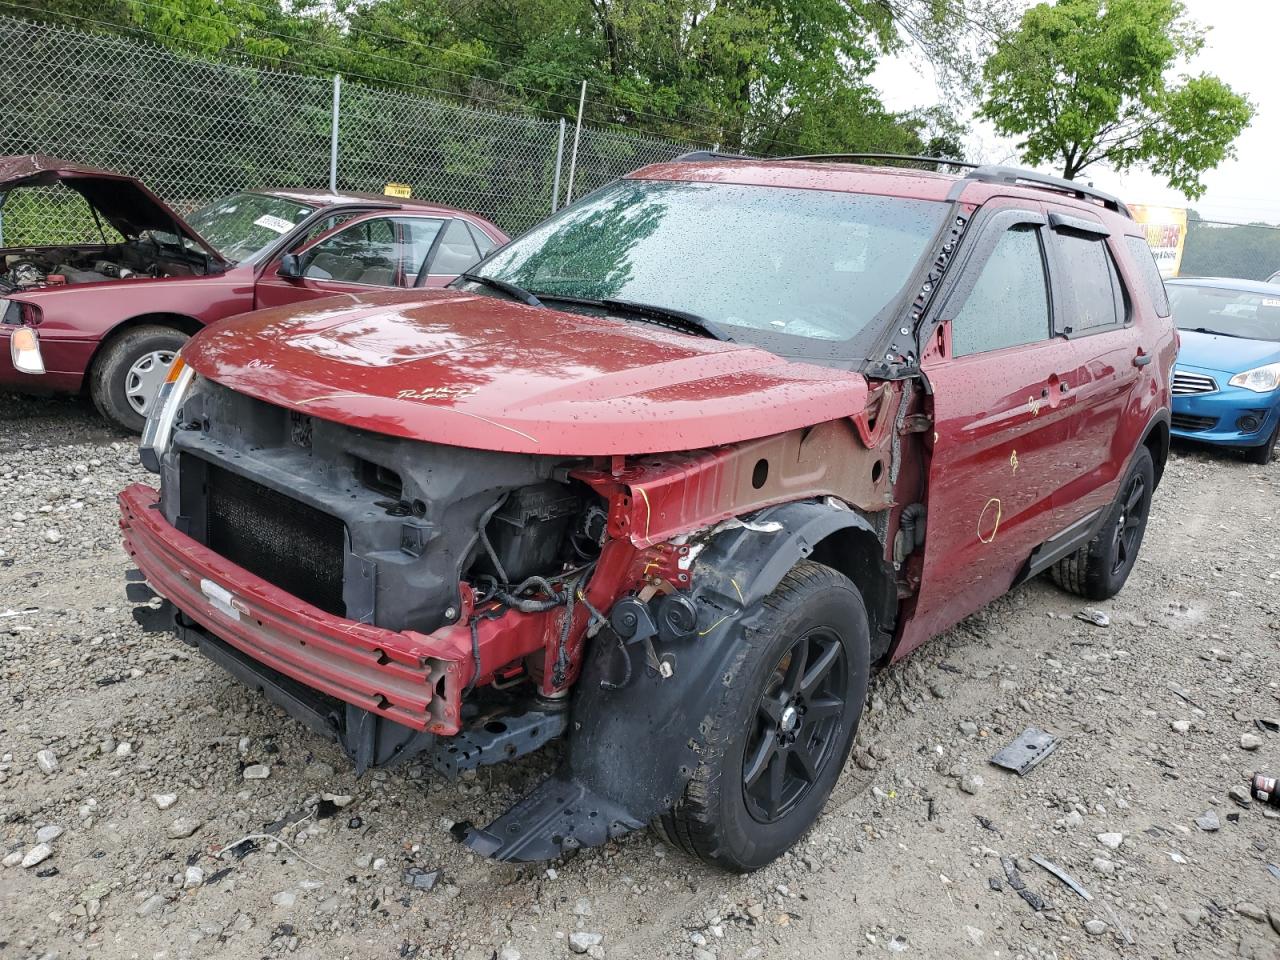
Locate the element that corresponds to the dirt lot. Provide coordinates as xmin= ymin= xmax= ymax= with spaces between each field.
xmin=1 ymin=392 xmax=1279 ymax=960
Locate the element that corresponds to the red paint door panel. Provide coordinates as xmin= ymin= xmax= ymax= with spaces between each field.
xmin=900 ymin=203 xmax=1077 ymax=655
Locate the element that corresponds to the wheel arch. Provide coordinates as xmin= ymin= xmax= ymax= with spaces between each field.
xmin=82 ymin=312 xmax=202 ymax=394
xmin=696 ymin=499 xmax=897 ymax=664
xmin=1140 ymin=410 xmax=1171 ymax=489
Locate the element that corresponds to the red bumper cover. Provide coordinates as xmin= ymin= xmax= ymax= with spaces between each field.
xmin=118 ymin=483 xmax=468 ymax=733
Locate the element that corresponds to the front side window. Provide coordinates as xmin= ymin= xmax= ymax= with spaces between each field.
xmin=299 ymin=217 xmax=402 ymax=286
xmin=464 ymin=179 xmax=947 ymax=357
xmin=1168 ymin=284 xmax=1280 ymax=342
xmin=1055 ymin=233 xmax=1127 ymax=333
xmin=952 ymin=225 xmax=1051 ymax=356
xmin=186 ymin=193 xmax=317 ymax=264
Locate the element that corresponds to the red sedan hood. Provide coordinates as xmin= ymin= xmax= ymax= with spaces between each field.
xmin=184 ymin=290 xmax=870 ymax=455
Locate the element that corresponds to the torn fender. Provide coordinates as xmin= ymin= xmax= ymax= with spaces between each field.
xmin=458 ymin=498 xmax=888 ymax=861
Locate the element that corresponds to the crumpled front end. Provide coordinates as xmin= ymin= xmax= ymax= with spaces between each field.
xmin=121 ymin=369 xmax=905 ymax=858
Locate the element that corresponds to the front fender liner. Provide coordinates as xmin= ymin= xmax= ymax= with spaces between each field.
xmin=457 ymin=499 xmax=883 ymax=862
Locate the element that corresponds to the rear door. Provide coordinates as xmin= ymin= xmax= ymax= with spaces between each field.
xmin=413 ymin=217 xmax=488 ymax=287
xmin=902 ymin=200 xmax=1077 ymax=653
xmin=1042 ymin=211 xmax=1144 ymax=519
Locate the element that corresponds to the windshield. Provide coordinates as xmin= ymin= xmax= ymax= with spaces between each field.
xmin=1169 ymin=284 xmax=1280 ymax=342
xmin=185 ymin=193 xmax=318 ymax=264
xmin=467 ymin=179 xmax=946 ymax=359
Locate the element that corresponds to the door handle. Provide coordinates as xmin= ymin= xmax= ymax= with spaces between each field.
xmin=1133 ymin=350 xmax=1153 ymax=368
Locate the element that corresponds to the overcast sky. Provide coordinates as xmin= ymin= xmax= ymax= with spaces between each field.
xmin=870 ymin=0 xmax=1280 ymax=224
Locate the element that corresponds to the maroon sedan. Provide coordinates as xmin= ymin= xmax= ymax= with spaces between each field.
xmin=0 ymin=155 xmax=508 ymax=431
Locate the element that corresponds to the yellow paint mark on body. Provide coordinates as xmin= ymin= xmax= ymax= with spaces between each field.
xmin=978 ymin=497 xmax=1003 ymax=544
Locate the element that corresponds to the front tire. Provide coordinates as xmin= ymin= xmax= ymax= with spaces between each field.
xmin=1245 ymin=421 xmax=1278 ymax=465
xmin=1052 ymin=444 xmax=1154 ymax=600
xmin=656 ymin=561 xmax=870 ymax=872
xmin=89 ymin=325 xmax=189 ymax=433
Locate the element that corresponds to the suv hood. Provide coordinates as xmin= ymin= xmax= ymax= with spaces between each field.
xmin=0 ymin=155 xmax=225 ymax=263
xmin=183 ymin=289 xmax=871 ymax=455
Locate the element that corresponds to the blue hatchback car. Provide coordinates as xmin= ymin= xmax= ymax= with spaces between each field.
xmin=1168 ymin=277 xmax=1280 ymax=464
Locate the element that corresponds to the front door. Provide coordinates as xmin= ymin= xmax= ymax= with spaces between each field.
xmin=899 ymin=201 xmax=1076 ymax=654
xmin=254 ymin=215 xmax=444 ymax=309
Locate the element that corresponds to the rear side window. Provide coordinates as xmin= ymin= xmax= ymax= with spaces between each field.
xmin=952 ymin=225 xmax=1052 ymax=356
xmin=1055 ymin=233 xmax=1127 ymax=333
xmin=428 ymin=218 xmax=482 ymax=276
xmin=1124 ymin=236 xmax=1171 ymax=316
xmin=467 ymin=222 xmax=497 ymax=256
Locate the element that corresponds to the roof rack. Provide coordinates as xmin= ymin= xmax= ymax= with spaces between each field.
xmin=965 ymin=165 xmax=1132 ymax=218
xmin=771 ymin=153 xmax=980 ymax=169
xmin=673 ymin=150 xmax=755 ymax=162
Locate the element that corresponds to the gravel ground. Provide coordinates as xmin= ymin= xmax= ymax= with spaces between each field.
xmin=2 ymin=391 xmax=1279 ymax=960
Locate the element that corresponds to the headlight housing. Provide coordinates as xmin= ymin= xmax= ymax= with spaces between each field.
xmin=138 ymin=355 xmax=195 ymax=473
xmin=1229 ymin=361 xmax=1280 ymax=393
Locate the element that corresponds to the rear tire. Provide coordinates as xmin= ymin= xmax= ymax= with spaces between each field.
xmin=657 ymin=561 xmax=870 ymax=872
xmin=1245 ymin=421 xmax=1278 ymax=465
xmin=1051 ymin=445 xmax=1154 ymax=601
xmin=89 ymin=325 xmax=189 ymax=434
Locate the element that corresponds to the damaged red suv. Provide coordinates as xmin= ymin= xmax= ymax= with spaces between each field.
xmin=0 ymin=155 xmax=507 ymax=431
xmin=119 ymin=155 xmax=1175 ymax=871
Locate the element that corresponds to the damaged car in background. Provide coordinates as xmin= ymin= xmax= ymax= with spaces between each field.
xmin=0 ymin=155 xmax=507 ymax=431
xmin=119 ymin=154 xmax=1176 ymax=871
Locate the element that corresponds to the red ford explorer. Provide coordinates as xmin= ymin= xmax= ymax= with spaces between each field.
xmin=120 ymin=154 xmax=1175 ymax=871
xmin=0 ymin=155 xmax=508 ymax=431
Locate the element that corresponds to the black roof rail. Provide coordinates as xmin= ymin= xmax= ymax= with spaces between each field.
xmin=672 ymin=150 xmax=755 ymax=162
xmin=965 ymin=165 xmax=1132 ymax=219
xmin=771 ymin=153 xmax=980 ymax=169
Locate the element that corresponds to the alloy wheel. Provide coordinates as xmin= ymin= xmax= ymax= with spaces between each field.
xmin=742 ymin=629 xmax=848 ymax=823
xmin=1111 ymin=473 xmax=1148 ymax=575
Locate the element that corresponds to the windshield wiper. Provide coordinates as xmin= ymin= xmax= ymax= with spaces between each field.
xmin=459 ymin=272 xmax=543 ymax=307
xmin=1186 ymin=326 xmax=1245 ymax=339
xmin=537 ymin=293 xmax=734 ymax=342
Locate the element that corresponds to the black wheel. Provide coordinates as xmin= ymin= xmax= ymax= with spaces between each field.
xmin=89 ymin=325 xmax=189 ymax=433
xmin=1245 ymin=421 xmax=1278 ymax=465
xmin=1051 ymin=445 xmax=1154 ymax=600
xmin=656 ymin=561 xmax=870 ymax=872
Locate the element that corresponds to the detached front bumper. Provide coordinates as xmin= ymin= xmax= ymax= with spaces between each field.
xmin=119 ymin=483 xmax=469 ymax=734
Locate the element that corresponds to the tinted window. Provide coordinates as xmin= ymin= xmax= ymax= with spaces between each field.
xmin=428 ymin=218 xmax=482 ymax=276
xmin=468 ymin=179 xmax=947 ymax=352
xmin=952 ymin=226 xmax=1051 ymax=356
xmin=1124 ymin=236 xmax=1170 ymax=316
xmin=1168 ymin=284 xmax=1280 ymax=342
xmin=1056 ymin=233 xmax=1125 ymax=332
xmin=300 ymin=217 xmax=400 ymax=286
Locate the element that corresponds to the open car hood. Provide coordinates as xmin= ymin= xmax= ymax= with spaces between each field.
xmin=0 ymin=155 xmax=225 ymax=263
xmin=183 ymin=289 xmax=871 ymax=456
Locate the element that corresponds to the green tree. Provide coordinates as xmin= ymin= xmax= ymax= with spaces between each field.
xmin=23 ymin=0 xmax=990 ymax=155
xmin=978 ymin=0 xmax=1253 ymax=198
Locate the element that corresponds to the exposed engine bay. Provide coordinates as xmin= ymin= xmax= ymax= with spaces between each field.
xmin=1 ymin=241 xmax=212 ymax=291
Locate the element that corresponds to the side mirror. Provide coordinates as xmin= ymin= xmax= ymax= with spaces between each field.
xmin=277 ymin=253 xmax=302 ymax=279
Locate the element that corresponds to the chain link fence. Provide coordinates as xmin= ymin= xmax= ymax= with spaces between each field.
xmin=0 ymin=14 xmax=695 ymax=245
xmin=1182 ymin=219 xmax=1280 ymax=283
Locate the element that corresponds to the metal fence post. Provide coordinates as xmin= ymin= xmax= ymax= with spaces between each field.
xmin=329 ymin=75 xmax=342 ymax=193
xmin=551 ymin=118 xmax=566 ymax=213
xmin=565 ymin=80 xmax=587 ymax=205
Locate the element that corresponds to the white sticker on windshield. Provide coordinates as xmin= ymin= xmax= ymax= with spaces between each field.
xmin=253 ymin=214 xmax=295 ymax=234
xmin=1264 ymin=298 xmax=1280 ymax=307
